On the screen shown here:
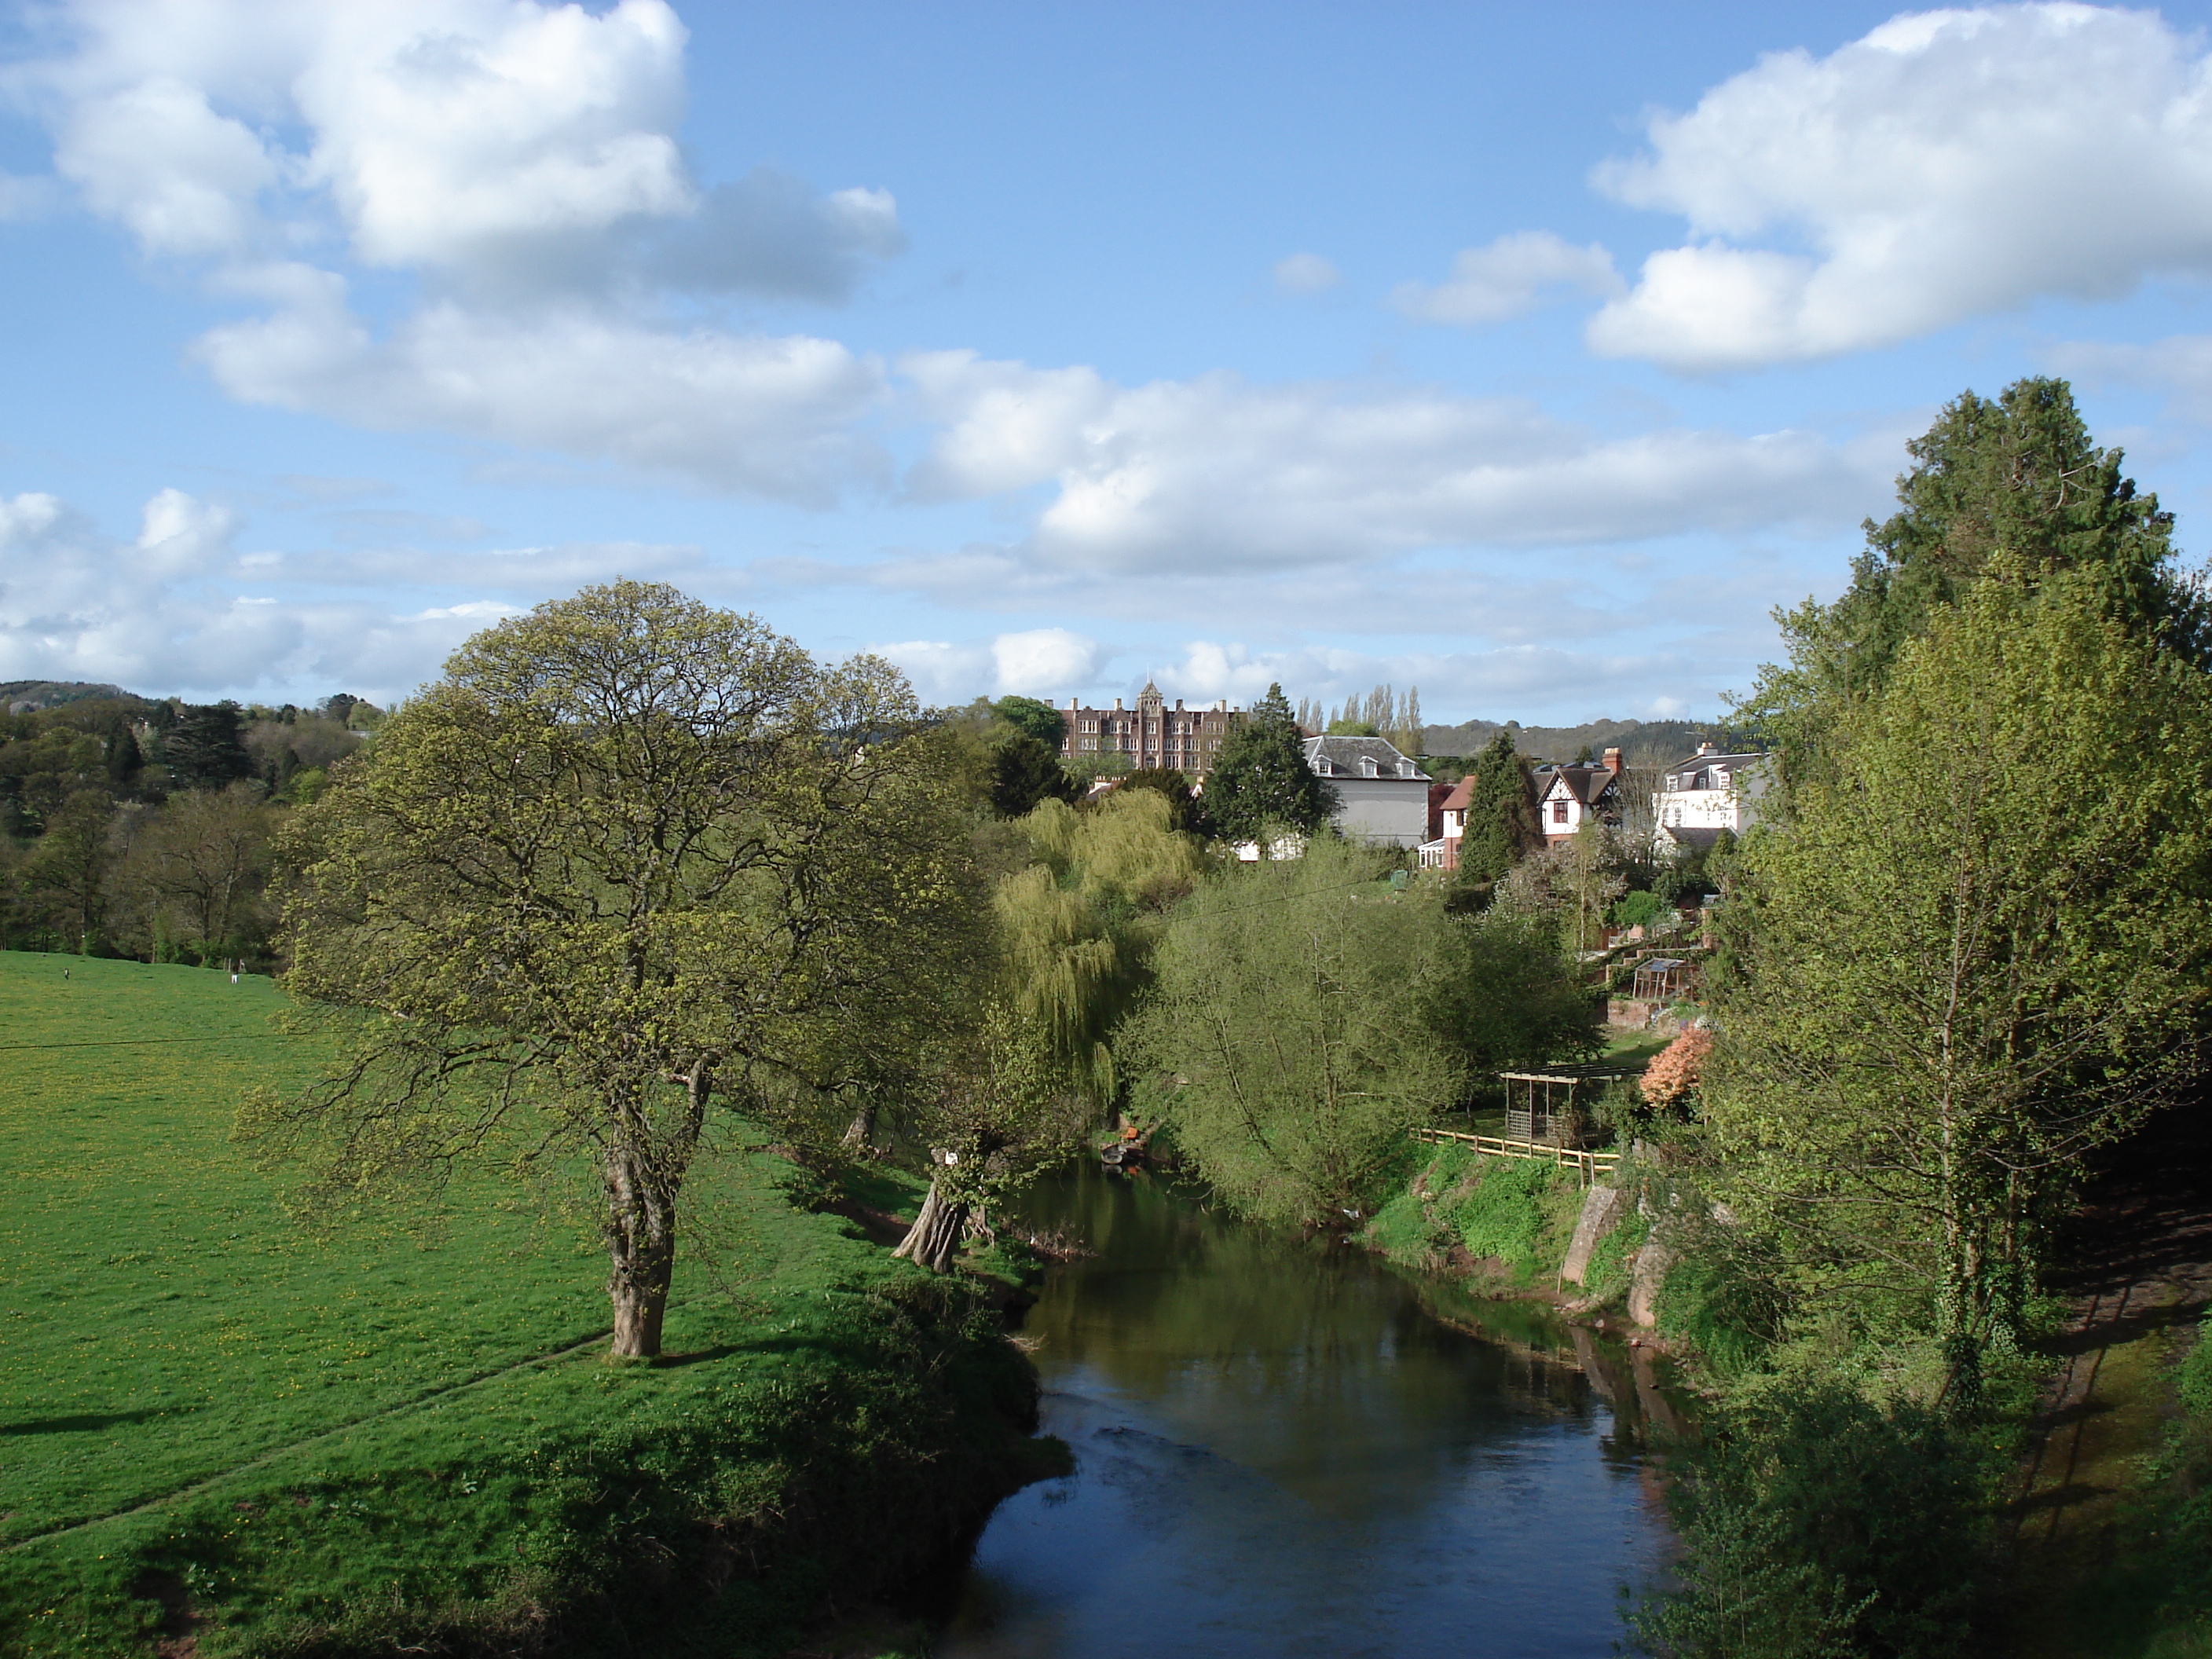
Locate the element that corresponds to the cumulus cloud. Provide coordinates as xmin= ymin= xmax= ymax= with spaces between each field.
xmin=646 ymin=170 xmax=907 ymax=302
xmin=0 ymin=486 xmax=316 ymax=692
xmin=0 ymin=483 xmax=713 ymax=701
xmin=993 ymin=627 xmax=1106 ymax=694
xmin=135 ymin=486 xmax=238 ymax=575
xmin=869 ymin=627 xmax=1109 ymax=703
xmin=1392 ymin=231 xmax=1621 ymax=325
xmin=16 ymin=0 xmax=906 ymax=498
xmin=1273 ymin=252 xmax=1342 ymax=294
xmin=196 ymin=273 xmax=888 ymax=500
xmin=903 ymin=350 xmax=1882 ymax=570
xmin=1587 ymin=4 xmax=2212 ymax=370
xmin=293 ymin=0 xmax=693 ymax=273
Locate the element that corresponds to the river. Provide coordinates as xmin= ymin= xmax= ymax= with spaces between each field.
xmin=936 ymin=1163 xmax=1675 ymax=1658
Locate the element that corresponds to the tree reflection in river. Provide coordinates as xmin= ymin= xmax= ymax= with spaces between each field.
xmin=939 ymin=1163 xmax=1670 ymax=1658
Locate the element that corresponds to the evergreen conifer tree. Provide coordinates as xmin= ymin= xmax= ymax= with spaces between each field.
xmin=163 ymin=702 xmax=253 ymax=791
xmin=1454 ymin=730 xmax=1539 ymax=884
xmin=1203 ymin=683 xmax=1336 ymax=843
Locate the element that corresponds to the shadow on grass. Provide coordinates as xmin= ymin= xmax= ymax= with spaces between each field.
xmin=0 ymin=1407 xmax=196 ymax=1437
xmin=656 ymin=1343 xmax=749 ymax=1368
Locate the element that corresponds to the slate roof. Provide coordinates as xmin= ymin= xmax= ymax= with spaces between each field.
xmin=1541 ymin=763 xmax=1620 ymax=805
xmin=1302 ymin=735 xmax=1431 ymax=781
xmin=1664 ymin=749 xmax=1767 ymax=791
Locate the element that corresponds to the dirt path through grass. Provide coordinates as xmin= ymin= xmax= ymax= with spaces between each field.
xmin=0 ymin=1320 xmax=621 ymax=1554
xmin=2008 ymin=1109 xmax=2212 ymax=1655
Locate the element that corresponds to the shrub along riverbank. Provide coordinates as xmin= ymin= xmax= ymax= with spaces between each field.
xmin=0 ymin=951 xmax=1053 ymax=1657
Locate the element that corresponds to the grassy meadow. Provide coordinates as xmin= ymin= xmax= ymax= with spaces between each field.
xmin=0 ymin=951 xmax=1044 ymax=1657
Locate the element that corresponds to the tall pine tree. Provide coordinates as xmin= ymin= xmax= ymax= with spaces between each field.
xmin=1453 ymin=730 xmax=1539 ymax=884
xmin=1204 ymin=683 xmax=1337 ymax=843
xmin=1745 ymin=377 xmax=2209 ymax=785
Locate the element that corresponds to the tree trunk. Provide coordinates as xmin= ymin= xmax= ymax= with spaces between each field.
xmin=892 ymin=1177 xmax=969 ymax=1273
xmin=841 ymin=1097 xmax=877 ymax=1151
xmin=604 ymin=1145 xmax=676 ymax=1359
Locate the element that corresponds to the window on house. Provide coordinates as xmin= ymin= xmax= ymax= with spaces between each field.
xmin=1552 ymin=800 xmax=1569 ymax=824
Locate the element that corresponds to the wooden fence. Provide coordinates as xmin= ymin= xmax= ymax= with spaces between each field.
xmin=1409 ymin=1126 xmax=1621 ymax=1183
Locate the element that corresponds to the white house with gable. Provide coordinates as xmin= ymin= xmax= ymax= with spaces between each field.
xmin=1654 ymin=743 xmax=1771 ymax=858
xmin=1536 ymin=749 xmax=1624 ymax=844
xmin=1303 ymin=734 xmax=1432 ymax=848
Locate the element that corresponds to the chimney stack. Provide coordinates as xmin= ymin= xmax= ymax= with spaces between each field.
xmin=1602 ymin=746 xmax=1623 ymax=775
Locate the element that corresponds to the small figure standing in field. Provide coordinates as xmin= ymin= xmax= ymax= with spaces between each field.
xmin=230 ymin=960 xmax=240 ymax=985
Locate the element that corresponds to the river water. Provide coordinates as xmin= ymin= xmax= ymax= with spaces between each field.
xmin=936 ymin=1163 xmax=1675 ymax=1659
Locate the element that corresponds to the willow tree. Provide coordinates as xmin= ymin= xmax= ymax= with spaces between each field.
xmin=244 ymin=582 xmax=982 ymax=1358
xmin=893 ymin=789 xmax=1202 ymax=1269
xmin=1120 ymin=837 xmax=1459 ymax=1225
xmin=1705 ymin=572 xmax=2212 ymax=1401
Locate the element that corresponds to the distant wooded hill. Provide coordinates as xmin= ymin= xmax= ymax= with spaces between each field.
xmin=1420 ymin=716 xmax=1756 ymax=771
xmin=0 ymin=680 xmax=131 ymax=714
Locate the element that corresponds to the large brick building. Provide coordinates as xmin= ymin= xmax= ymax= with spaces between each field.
xmin=1057 ymin=680 xmax=1244 ymax=776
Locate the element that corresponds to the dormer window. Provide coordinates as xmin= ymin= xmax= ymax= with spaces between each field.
xmin=1361 ymin=758 xmax=1378 ymax=777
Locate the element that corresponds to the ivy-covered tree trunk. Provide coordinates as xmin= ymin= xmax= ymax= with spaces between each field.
xmin=604 ymin=1141 xmax=677 ymax=1358
xmin=893 ymin=1178 xmax=969 ymax=1273
xmin=601 ymin=1068 xmax=708 ymax=1361
xmin=841 ymin=1097 xmax=877 ymax=1150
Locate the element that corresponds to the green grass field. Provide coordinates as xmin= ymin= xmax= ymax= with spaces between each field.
xmin=0 ymin=951 xmax=1042 ymax=1657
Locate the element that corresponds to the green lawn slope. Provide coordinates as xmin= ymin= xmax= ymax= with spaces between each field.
xmin=0 ymin=952 xmax=1046 ymax=1657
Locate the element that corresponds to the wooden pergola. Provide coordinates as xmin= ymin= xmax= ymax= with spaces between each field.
xmin=1498 ymin=1066 xmax=1638 ymax=1148
xmin=1631 ymin=957 xmax=1695 ymax=1002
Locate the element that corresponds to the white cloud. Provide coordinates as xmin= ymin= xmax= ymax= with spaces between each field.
xmin=30 ymin=0 xmax=695 ymax=273
xmin=859 ymin=624 xmax=1738 ymax=726
xmin=1273 ymin=252 xmax=1342 ymax=294
xmin=196 ymin=275 xmax=888 ymax=501
xmin=903 ymin=350 xmax=1882 ymax=571
xmin=647 ymin=171 xmax=906 ymax=302
xmin=870 ymin=628 xmax=1108 ymax=703
xmin=53 ymin=75 xmax=275 ymax=255
xmin=1392 ymin=231 xmax=1621 ymax=325
xmin=1588 ymin=4 xmax=2212 ymax=370
xmin=15 ymin=0 xmax=906 ymax=499
xmin=135 ymin=485 xmax=238 ymax=575
xmin=991 ymin=627 xmax=1105 ymax=694
xmin=295 ymin=0 xmax=692 ymax=273
xmin=24 ymin=0 xmax=903 ymax=300
xmin=0 ymin=487 xmax=309 ymax=693
xmin=0 ymin=484 xmax=714 ymax=701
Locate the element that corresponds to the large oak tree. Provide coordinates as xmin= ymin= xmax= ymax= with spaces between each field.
xmin=247 ymin=582 xmax=984 ymax=1357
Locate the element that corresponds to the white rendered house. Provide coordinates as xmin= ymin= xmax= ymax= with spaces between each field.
xmin=1654 ymin=744 xmax=1770 ymax=857
xmin=1302 ymin=735 xmax=1433 ymax=848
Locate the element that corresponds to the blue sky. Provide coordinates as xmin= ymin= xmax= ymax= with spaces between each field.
xmin=5 ymin=1 xmax=2212 ymax=723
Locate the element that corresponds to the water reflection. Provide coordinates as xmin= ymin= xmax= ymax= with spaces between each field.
xmin=940 ymin=1165 xmax=1669 ymax=1658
